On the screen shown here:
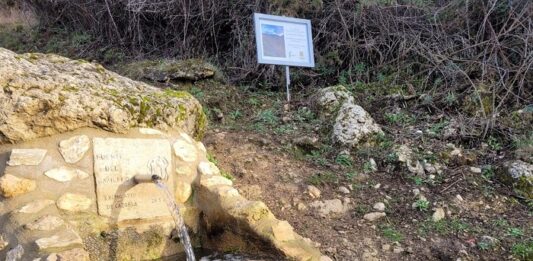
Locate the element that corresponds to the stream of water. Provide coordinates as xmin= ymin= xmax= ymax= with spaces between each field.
xmin=154 ymin=179 xmax=196 ymax=261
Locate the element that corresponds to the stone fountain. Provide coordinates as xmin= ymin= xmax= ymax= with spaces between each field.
xmin=0 ymin=48 xmax=321 ymax=260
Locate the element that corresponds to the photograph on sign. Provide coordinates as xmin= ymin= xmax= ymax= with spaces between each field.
xmin=254 ymin=13 xmax=315 ymax=67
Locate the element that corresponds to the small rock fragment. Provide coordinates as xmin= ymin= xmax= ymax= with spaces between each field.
xmin=393 ymin=246 xmax=405 ymax=254
xmin=59 ymin=135 xmax=90 ymax=163
xmin=320 ymin=256 xmax=333 ymax=261
xmin=56 ymin=193 xmax=92 ymax=212
xmin=310 ymin=199 xmax=348 ymax=217
xmin=338 ymin=186 xmax=350 ymax=194
xmin=7 ymin=149 xmax=47 ymax=166
xmin=307 ymin=185 xmax=321 ymax=198
xmin=469 ymin=167 xmax=482 ymax=174
xmin=363 ymin=212 xmax=386 ymax=222
xmin=373 ymin=202 xmax=386 ymax=212
xmin=0 ymin=174 xmax=37 ymax=198
xmin=432 ymin=208 xmax=445 ymax=222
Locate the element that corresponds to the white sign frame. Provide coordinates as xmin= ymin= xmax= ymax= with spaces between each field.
xmin=254 ymin=13 xmax=315 ymax=68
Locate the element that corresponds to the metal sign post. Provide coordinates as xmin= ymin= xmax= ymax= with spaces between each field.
xmin=253 ymin=13 xmax=315 ymax=103
xmin=285 ymin=66 xmax=291 ymax=102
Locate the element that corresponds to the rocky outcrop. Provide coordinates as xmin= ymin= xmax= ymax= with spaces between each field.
xmin=313 ymin=85 xmax=382 ymax=147
xmin=120 ymin=59 xmax=220 ymax=82
xmin=0 ymin=48 xmax=207 ymax=144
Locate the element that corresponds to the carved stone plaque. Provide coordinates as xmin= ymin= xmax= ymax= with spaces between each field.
xmin=93 ymin=138 xmax=173 ymax=221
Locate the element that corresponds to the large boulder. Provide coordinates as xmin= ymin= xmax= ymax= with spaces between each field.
xmin=0 ymin=48 xmax=207 ymax=144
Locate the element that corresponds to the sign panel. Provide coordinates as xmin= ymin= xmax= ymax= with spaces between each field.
xmin=93 ymin=138 xmax=173 ymax=222
xmin=254 ymin=13 xmax=315 ymax=67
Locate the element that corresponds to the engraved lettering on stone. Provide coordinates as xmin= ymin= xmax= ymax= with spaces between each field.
xmin=93 ymin=138 xmax=173 ymax=222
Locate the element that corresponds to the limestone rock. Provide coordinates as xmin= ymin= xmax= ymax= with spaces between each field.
xmin=56 ymin=193 xmax=91 ymax=212
xmin=44 ymin=167 xmax=89 ymax=182
xmin=200 ymin=175 xmax=233 ymax=187
xmin=18 ymin=199 xmax=55 ymax=214
xmin=469 ymin=166 xmax=482 ymax=174
xmin=0 ymin=234 xmax=8 ymax=250
xmin=432 ymin=208 xmax=445 ymax=222
xmin=197 ymin=161 xmax=220 ymax=176
xmin=338 ymin=186 xmax=350 ymax=194
xmin=271 ymin=220 xmax=295 ymax=241
xmin=0 ymin=174 xmax=37 ymax=198
xmin=363 ymin=212 xmax=386 ymax=222
xmin=35 ymin=229 xmax=83 ymax=252
xmin=25 ymin=215 xmax=64 ymax=231
xmin=500 ymin=160 xmax=533 ymax=199
xmin=139 ymin=128 xmax=166 ymax=136
xmin=313 ymin=85 xmax=353 ymax=117
xmin=7 ymin=149 xmax=47 ymax=166
xmin=175 ymin=180 xmax=192 ymax=203
xmin=307 ymin=185 xmax=321 ymax=198
xmin=173 ymin=139 xmax=197 ymax=162
xmin=373 ymin=202 xmax=386 ymax=211
xmin=332 ymin=99 xmax=382 ymax=147
xmin=46 ymin=248 xmax=90 ymax=261
xmin=58 ymin=135 xmax=90 ymax=163
xmin=0 ymin=48 xmax=207 ymax=144
xmin=122 ymin=59 xmax=218 ymax=82
xmin=309 ymin=199 xmax=348 ymax=217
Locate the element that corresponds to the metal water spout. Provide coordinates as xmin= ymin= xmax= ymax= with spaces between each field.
xmin=132 ymin=173 xmax=196 ymax=261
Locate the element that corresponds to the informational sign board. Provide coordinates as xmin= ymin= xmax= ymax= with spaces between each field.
xmin=254 ymin=13 xmax=315 ymax=68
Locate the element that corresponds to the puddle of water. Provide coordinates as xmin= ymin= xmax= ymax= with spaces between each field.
xmin=159 ymin=248 xmax=280 ymax=261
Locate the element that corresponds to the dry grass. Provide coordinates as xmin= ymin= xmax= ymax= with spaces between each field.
xmin=0 ymin=6 xmax=37 ymax=27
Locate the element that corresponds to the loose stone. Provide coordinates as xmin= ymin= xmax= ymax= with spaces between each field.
xmin=469 ymin=166 xmax=482 ymax=174
xmin=59 ymin=135 xmax=90 ymax=163
xmin=309 ymin=199 xmax=347 ymax=217
xmin=25 ymin=215 xmax=64 ymax=231
xmin=173 ymin=139 xmax=197 ymax=162
xmin=432 ymin=208 xmax=445 ymax=222
xmin=56 ymin=193 xmax=92 ymax=212
xmin=35 ymin=229 xmax=83 ymax=251
xmin=7 ymin=149 xmax=47 ymax=166
xmin=363 ymin=212 xmax=386 ymax=222
xmin=307 ymin=185 xmax=321 ymax=198
xmin=0 ymin=174 xmax=37 ymax=198
xmin=373 ymin=202 xmax=386 ymax=211
xmin=18 ymin=200 xmax=55 ymax=214
xmin=44 ymin=167 xmax=89 ymax=182
xmin=338 ymin=186 xmax=350 ymax=194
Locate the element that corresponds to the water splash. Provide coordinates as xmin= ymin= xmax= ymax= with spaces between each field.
xmin=5 ymin=244 xmax=24 ymax=261
xmin=154 ymin=179 xmax=196 ymax=261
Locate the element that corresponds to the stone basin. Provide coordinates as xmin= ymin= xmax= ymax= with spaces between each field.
xmin=0 ymin=128 xmax=321 ymax=260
